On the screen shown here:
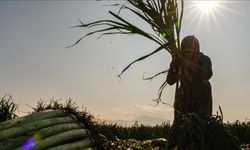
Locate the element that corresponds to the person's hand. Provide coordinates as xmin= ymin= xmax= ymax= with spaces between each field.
xmin=170 ymin=57 xmax=183 ymax=69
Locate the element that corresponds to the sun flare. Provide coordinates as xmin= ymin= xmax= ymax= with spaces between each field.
xmin=194 ymin=1 xmax=219 ymax=13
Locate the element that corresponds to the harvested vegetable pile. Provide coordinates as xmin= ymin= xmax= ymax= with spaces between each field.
xmin=0 ymin=99 xmax=100 ymax=150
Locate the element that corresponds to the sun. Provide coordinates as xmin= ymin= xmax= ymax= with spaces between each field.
xmin=194 ymin=1 xmax=220 ymax=14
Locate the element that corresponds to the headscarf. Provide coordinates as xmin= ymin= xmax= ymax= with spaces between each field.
xmin=181 ymin=35 xmax=200 ymax=53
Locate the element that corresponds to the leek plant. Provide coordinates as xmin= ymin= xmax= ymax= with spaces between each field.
xmin=69 ymin=0 xmax=184 ymax=104
xmin=0 ymin=100 xmax=98 ymax=150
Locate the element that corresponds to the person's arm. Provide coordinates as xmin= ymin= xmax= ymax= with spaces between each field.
xmin=167 ymin=58 xmax=181 ymax=85
xmin=182 ymin=54 xmax=212 ymax=80
xmin=199 ymin=55 xmax=213 ymax=80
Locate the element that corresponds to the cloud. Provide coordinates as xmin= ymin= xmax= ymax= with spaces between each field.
xmin=132 ymin=103 xmax=173 ymax=113
xmin=98 ymin=107 xmax=135 ymax=121
xmin=97 ymin=103 xmax=174 ymax=121
xmin=112 ymin=107 xmax=132 ymax=116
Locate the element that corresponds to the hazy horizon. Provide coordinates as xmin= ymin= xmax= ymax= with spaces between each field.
xmin=0 ymin=1 xmax=250 ymax=123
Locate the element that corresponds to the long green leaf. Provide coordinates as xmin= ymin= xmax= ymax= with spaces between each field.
xmin=143 ymin=69 xmax=169 ymax=81
xmin=109 ymin=11 xmax=163 ymax=45
xmin=118 ymin=44 xmax=168 ymax=78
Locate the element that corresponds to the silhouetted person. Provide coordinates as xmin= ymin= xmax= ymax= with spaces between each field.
xmin=167 ymin=35 xmax=213 ymax=122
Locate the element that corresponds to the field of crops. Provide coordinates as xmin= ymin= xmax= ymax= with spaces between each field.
xmin=100 ymin=121 xmax=250 ymax=149
xmin=1 ymin=96 xmax=250 ymax=149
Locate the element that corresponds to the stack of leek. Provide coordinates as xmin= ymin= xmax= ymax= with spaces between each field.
xmin=0 ymin=109 xmax=97 ymax=150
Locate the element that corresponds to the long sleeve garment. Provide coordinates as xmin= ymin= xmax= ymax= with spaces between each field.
xmin=167 ymin=52 xmax=213 ymax=120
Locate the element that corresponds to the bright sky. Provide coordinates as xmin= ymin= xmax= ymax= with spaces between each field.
xmin=0 ymin=1 xmax=249 ymax=123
